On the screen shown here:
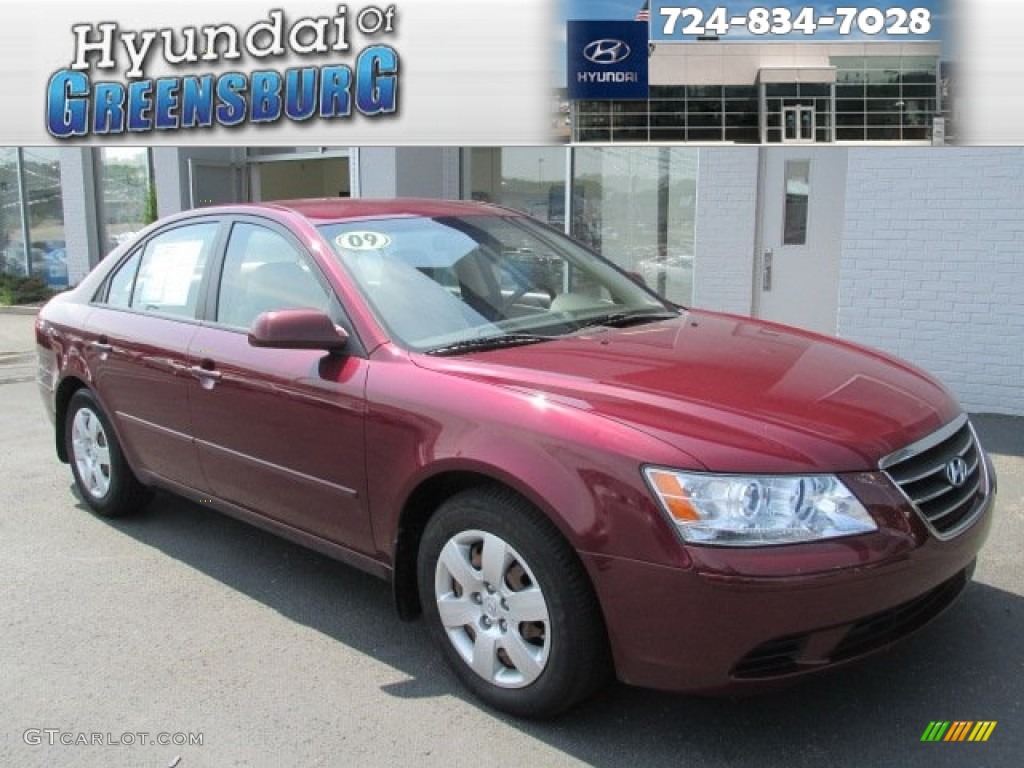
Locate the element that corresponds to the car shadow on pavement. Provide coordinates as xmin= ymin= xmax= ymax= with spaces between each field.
xmin=81 ymin=487 xmax=1022 ymax=768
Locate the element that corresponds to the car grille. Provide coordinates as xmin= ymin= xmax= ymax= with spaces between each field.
xmin=879 ymin=415 xmax=987 ymax=539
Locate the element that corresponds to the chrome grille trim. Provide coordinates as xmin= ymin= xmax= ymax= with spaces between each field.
xmin=878 ymin=414 xmax=968 ymax=470
xmin=880 ymin=415 xmax=989 ymax=541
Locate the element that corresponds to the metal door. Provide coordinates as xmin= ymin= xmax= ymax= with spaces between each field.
xmin=755 ymin=148 xmax=847 ymax=334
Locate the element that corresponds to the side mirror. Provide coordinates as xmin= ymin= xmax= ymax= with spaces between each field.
xmin=248 ymin=309 xmax=350 ymax=353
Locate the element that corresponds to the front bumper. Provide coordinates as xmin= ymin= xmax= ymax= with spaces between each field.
xmin=583 ymin=476 xmax=994 ymax=693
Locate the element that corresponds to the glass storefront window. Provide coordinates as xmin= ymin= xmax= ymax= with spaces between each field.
xmin=766 ymin=84 xmax=799 ymax=98
xmin=614 ymin=113 xmax=650 ymax=129
xmin=462 ymin=148 xmax=568 ymax=229
xmin=650 ymin=86 xmax=686 ymax=99
xmin=98 ymin=148 xmax=153 ymax=255
xmin=652 ymin=113 xmax=685 ymax=128
xmin=466 ymin=149 xmax=699 ymax=304
xmin=724 ymin=86 xmax=757 ymax=99
xmin=686 ymin=85 xmax=720 ymax=98
xmin=0 ymin=148 xmax=26 ymax=278
xmin=797 ymin=84 xmax=827 ymax=98
xmin=649 ymin=128 xmax=688 ymax=141
xmin=23 ymin=148 xmax=68 ymax=288
xmin=571 ymin=147 xmax=698 ymax=306
xmin=650 ymin=100 xmax=684 ymax=114
xmin=1 ymin=148 xmax=70 ymax=288
xmin=831 ymin=53 xmax=939 ymax=141
xmin=572 ymin=50 xmax=937 ymax=144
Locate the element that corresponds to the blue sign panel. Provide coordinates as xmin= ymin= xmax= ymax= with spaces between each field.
xmin=567 ymin=21 xmax=649 ymax=100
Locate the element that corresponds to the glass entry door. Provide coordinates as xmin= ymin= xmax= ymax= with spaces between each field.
xmin=783 ymin=106 xmax=816 ymax=143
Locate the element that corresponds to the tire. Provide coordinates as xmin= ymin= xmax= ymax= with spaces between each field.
xmin=418 ymin=486 xmax=611 ymax=717
xmin=65 ymin=389 xmax=151 ymax=518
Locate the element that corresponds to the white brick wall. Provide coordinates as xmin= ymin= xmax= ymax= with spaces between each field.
xmin=693 ymin=148 xmax=759 ymax=314
xmin=839 ymin=148 xmax=1024 ymax=416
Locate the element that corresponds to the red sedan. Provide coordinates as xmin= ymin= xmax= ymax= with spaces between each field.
xmin=35 ymin=199 xmax=994 ymax=716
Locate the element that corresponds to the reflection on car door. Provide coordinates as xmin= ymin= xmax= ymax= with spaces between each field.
xmin=86 ymin=221 xmax=219 ymax=490
xmin=188 ymin=221 xmax=373 ymax=552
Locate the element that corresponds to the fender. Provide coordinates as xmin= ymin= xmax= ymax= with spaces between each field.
xmin=365 ymin=357 xmax=696 ymax=570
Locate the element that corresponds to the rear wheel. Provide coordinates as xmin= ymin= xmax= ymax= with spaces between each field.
xmin=418 ymin=486 xmax=610 ymax=717
xmin=65 ymin=389 xmax=150 ymax=517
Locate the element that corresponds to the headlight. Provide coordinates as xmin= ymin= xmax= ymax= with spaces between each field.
xmin=644 ymin=468 xmax=877 ymax=546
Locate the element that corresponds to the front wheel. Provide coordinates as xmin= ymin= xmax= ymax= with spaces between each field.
xmin=418 ymin=487 xmax=610 ymax=717
xmin=65 ymin=389 xmax=150 ymax=517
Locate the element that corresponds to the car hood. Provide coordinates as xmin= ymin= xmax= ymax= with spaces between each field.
xmin=412 ymin=311 xmax=960 ymax=473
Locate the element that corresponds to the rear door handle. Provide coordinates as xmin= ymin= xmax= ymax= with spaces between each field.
xmin=90 ymin=339 xmax=112 ymax=358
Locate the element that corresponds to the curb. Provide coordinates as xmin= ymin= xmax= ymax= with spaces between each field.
xmin=0 ymin=305 xmax=42 ymax=316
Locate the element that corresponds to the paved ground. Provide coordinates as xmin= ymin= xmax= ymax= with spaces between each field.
xmin=0 ymin=307 xmax=36 ymax=369
xmin=0 ymin=314 xmax=1021 ymax=767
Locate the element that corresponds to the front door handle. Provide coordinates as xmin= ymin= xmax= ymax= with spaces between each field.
xmin=762 ymin=250 xmax=773 ymax=292
xmin=189 ymin=364 xmax=223 ymax=390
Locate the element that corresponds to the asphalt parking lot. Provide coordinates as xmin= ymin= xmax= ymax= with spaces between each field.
xmin=0 ymin=312 xmax=1021 ymax=768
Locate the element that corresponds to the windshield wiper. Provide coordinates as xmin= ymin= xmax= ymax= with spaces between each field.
xmin=425 ymin=333 xmax=553 ymax=356
xmin=573 ymin=309 xmax=680 ymax=332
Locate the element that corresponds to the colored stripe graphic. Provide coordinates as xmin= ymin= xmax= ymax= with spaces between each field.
xmin=945 ymin=721 xmax=972 ymax=741
xmin=921 ymin=722 xmax=949 ymax=741
xmin=920 ymin=721 xmax=996 ymax=742
xmin=969 ymin=722 xmax=997 ymax=742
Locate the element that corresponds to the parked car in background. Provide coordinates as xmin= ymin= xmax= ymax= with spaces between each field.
xmin=35 ymin=200 xmax=994 ymax=716
xmin=2 ymin=241 xmax=69 ymax=289
xmin=35 ymin=247 xmax=69 ymax=289
xmin=637 ymin=253 xmax=694 ymax=304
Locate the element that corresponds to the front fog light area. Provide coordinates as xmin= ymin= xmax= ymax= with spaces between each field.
xmin=644 ymin=468 xmax=877 ymax=546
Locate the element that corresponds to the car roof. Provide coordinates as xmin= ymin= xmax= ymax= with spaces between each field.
xmin=197 ymin=198 xmax=515 ymax=223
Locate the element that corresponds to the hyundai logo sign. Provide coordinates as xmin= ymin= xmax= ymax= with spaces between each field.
xmin=945 ymin=457 xmax=969 ymax=488
xmin=567 ymin=21 xmax=649 ymax=101
xmin=583 ymin=39 xmax=631 ymax=65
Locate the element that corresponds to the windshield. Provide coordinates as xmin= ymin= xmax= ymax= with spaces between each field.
xmin=319 ymin=214 xmax=674 ymax=352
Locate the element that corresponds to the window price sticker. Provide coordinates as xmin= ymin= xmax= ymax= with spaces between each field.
xmin=650 ymin=4 xmax=934 ymax=40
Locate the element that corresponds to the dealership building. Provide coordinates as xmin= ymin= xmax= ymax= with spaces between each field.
xmin=1 ymin=144 xmax=1020 ymax=414
xmin=573 ymin=40 xmax=944 ymax=144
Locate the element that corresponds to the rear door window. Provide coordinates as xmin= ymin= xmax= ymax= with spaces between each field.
xmin=126 ymin=223 xmax=218 ymax=318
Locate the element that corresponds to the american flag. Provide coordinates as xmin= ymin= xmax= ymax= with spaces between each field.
xmin=635 ymin=1 xmax=650 ymax=22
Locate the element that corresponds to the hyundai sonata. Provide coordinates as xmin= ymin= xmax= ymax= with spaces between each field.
xmin=36 ymin=199 xmax=994 ymax=716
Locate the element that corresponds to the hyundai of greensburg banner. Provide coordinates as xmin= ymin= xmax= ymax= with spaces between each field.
xmin=0 ymin=0 xmax=1024 ymax=142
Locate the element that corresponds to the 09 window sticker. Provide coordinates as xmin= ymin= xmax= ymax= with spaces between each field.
xmin=335 ymin=231 xmax=393 ymax=251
